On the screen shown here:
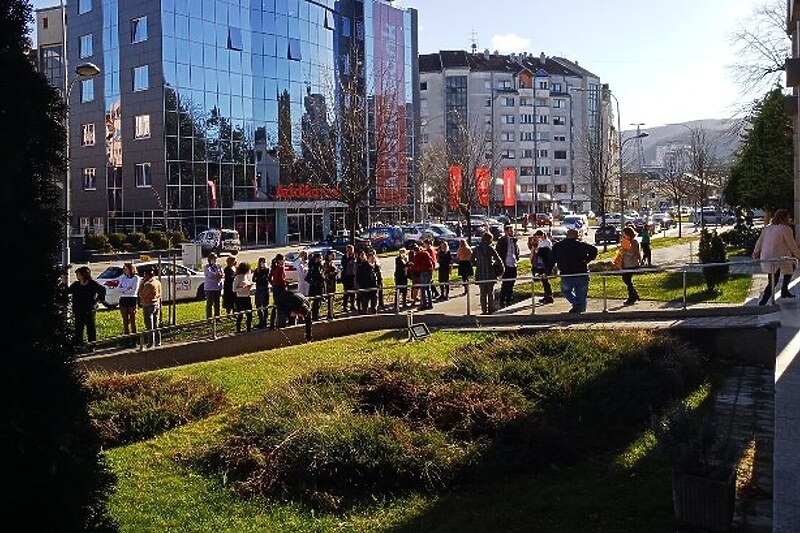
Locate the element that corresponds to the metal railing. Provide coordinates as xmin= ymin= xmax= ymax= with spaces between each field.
xmin=79 ymin=256 xmax=794 ymax=356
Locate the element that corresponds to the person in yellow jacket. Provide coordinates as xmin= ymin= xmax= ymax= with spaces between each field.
xmin=620 ymin=226 xmax=643 ymax=305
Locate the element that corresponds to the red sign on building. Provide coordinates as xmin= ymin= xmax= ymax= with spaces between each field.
xmin=448 ymin=165 xmax=462 ymax=210
xmin=476 ymin=166 xmax=490 ymax=207
xmin=275 ymin=184 xmax=340 ymax=201
xmin=502 ymin=168 xmax=517 ymax=208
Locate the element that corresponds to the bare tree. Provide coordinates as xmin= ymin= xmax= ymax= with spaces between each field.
xmin=729 ymin=0 xmax=790 ymax=101
xmin=415 ymin=140 xmax=449 ymax=219
xmin=577 ymin=124 xmax=615 ymax=222
xmin=658 ymin=144 xmax=691 ymax=237
xmin=685 ymin=124 xmax=724 ymax=228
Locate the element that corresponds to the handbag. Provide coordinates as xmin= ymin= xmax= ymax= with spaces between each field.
xmin=613 ymin=250 xmax=623 ymax=269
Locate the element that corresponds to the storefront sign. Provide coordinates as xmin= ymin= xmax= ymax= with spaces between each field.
xmin=274 ymin=184 xmax=340 ymax=200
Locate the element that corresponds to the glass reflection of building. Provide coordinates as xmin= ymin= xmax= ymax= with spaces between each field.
xmin=65 ymin=0 xmax=418 ymax=245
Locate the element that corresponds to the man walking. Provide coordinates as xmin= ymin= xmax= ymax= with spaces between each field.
xmin=548 ymin=229 xmax=597 ymax=314
xmin=496 ymin=224 xmax=519 ymax=307
xmin=138 ymin=267 xmax=163 ymax=347
xmin=203 ymin=252 xmax=223 ymax=319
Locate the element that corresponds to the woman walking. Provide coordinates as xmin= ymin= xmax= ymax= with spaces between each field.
xmin=118 ymin=263 xmax=140 ymax=337
xmin=753 ymin=209 xmax=800 ymax=305
xmin=394 ymin=248 xmax=410 ymax=308
xmin=533 ymin=230 xmax=554 ymax=304
xmin=252 ymin=257 xmax=270 ymax=329
xmin=620 ymin=226 xmax=642 ymax=305
xmin=223 ymin=255 xmax=237 ymax=316
xmin=233 ymin=262 xmax=254 ymax=332
xmin=437 ymin=241 xmax=453 ymax=301
xmin=456 ymin=239 xmax=473 ymax=295
xmin=323 ymin=251 xmax=338 ymax=319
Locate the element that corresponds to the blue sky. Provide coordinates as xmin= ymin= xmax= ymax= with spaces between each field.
xmin=30 ymin=0 xmax=770 ymax=127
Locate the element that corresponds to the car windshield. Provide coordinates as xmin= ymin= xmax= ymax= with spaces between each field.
xmin=222 ymin=230 xmax=238 ymax=239
xmin=98 ymin=266 xmax=124 ymax=279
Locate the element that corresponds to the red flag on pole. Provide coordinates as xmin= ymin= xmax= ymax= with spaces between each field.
xmin=475 ymin=166 xmax=490 ymax=207
xmin=502 ymin=168 xmax=516 ymax=207
xmin=448 ymin=165 xmax=462 ymax=210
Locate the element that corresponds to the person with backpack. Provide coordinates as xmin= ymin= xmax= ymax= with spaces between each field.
xmin=456 ymin=238 xmax=473 ymax=295
xmin=471 ymin=232 xmax=504 ymax=315
xmin=271 ymin=289 xmax=314 ymax=341
xmin=620 ymin=226 xmax=643 ymax=305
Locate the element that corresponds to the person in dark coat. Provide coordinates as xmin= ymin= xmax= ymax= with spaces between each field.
xmin=66 ymin=266 xmax=106 ymax=345
xmin=495 ymin=224 xmax=520 ymax=307
xmin=548 ymin=228 xmax=598 ymax=313
xmin=271 ymin=289 xmax=313 ymax=341
xmin=305 ymin=252 xmax=325 ymax=321
xmin=222 ymin=255 xmax=237 ymax=315
xmin=341 ymin=244 xmax=357 ymax=312
xmin=252 ymin=256 xmax=270 ymax=328
xmin=394 ymin=248 xmax=410 ymax=307
xmin=437 ymin=241 xmax=453 ymax=301
xmin=355 ymin=250 xmax=378 ymax=314
xmin=322 ymin=250 xmax=338 ymax=320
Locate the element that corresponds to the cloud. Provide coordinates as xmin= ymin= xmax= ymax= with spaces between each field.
xmin=490 ymin=33 xmax=531 ymax=54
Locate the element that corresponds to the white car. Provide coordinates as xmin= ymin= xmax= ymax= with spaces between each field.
xmin=561 ymin=214 xmax=590 ymax=237
xmin=285 ymin=249 xmax=344 ymax=286
xmin=97 ymin=261 xmax=205 ymax=307
xmin=600 ymin=213 xmax=623 ymax=226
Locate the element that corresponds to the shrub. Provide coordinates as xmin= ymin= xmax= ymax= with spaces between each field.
xmin=107 ymin=232 xmax=127 ymax=251
xmin=699 ymin=229 xmax=729 ymax=292
xmin=719 ymin=224 xmax=761 ymax=255
xmin=167 ymin=229 xmax=187 ymax=246
xmin=84 ymin=232 xmax=111 ymax=253
xmin=146 ymin=231 xmax=170 ymax=250
xmin=86 ymin=373 xmax=227 ymax=447
xmin=125 ymin=232 xmax=154 ymax=252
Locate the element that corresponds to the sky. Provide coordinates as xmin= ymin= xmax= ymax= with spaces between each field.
xmin=406 ymin=0 xmax=764 ymax=128
xmin=30 ymin=0 xmax=770 ymax=128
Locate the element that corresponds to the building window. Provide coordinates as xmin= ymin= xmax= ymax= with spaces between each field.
xmin=484 ymin=80 xmax=492 ymax=92
xmin=501 ymin=114 xmax=515 ymax=124
xmin=131 ymin=16 xmax=148 ymax=43
xmin=520 ymin=114 xmax=534 ymax=124
xmin=552 ymin=83 xmax=563 ymax=93
xmin=554 ymin=166 xmax=568 ymax=176
xmin=484 ymin=98 xmax=492 ymax=108
xmin=133 ymin=65 xmax=149 ymax=91
xmin=79 ymin=34 xmax=93 ymax=58
xmin=554 ymin=184 xmax=568 ymax=193
xmin=537 ymin=166 xmax=551 ymax=176
xmin=538 ymin=149 xmax=549 ymax=158
xmin=81 ymin=123 xmax=95 ymax=146
xmin=538 ymin=115 xmax=549 ymax=124
xmin=521 ymin=131 xmax=534 ymax=141
xmin=135 ymin=163 xmax=152 ymax=187
xmin=134 ymin=114 xmax=150 ymax=139
xmin=83 ymin=168 xmax=97 ymax=190
xmin=553 ymin=116 xmax=566 ymax=126
xmin=537 ymin=131 xmax=551 ymax=141
xmin=227 ymin=27 xmax=243 ymax=50
xmin=538 ymin=80 xmax=548 ymax=89
xmin=80 ymin=79 xmax=94 ymax=102
xmin=553 ymin=99 xmax=563 ymax=109
xmin=79 ymin=0 xmax=91 ymax=15
xmin=288 ymin=38 xmax=302 ymax=61
xmin=521 ymin=149 xmax=533 ymax=158
xmin=501 ymin=131 xmax=515 ymax=142
xmin=500 ymin=79 xmax=513 ymax=89
xmin=537 ymin=184 xmax=549 ymax=193
xmin=554 ymin=135 xmax=567 ymax=142
xmin=341 ymin=16 xmax=351 ymax=37
xmin=519 ymin=97 xmax=532 ymax=107
xmin=42 ymin=17 xmax=48 ymax=29
xmin=520 ymin=166 xmax=533 ymax=176
xmin=554 ymin=150 xmax=568 ymax=160
xmin=503 ymin=97 xmax=515 ymax=107
xmin=502 ymin=150 xmax=515 ymax=159
xmin=420 ymin=81 xmax=427 ymax=91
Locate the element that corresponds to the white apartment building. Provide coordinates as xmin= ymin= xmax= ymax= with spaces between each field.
xmin=419 ymin=50 xmax=616 ymax=214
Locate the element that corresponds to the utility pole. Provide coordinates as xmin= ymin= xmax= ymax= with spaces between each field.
xmin=631 ymin=122 xmax=645 ymax=212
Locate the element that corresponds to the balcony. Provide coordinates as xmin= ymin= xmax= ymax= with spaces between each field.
xmin=786 ymin=57 xmax=800 ymax=87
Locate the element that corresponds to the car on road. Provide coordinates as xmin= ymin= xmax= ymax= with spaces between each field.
xmin=693 ymin=207 xmax=736 ymax=226
xmin=534 ymin=212 xmax=553 ymax=227
xmin=594 ymin=224 xmax=621 ymax=245
xmin=194 ymin=229 xmax=241 ymax=256
xmin=98 ymin=261 xmax=205 ymax=307
xmin=632 ymin=216 xmax=655 ymax=234
xmin=285 ymin=249 xmax=345 ymax=286
xmin=598 ymin=212 xmax=623 ymax=226
xmin=549 ymin=226 xmax=568 ymax=242
xmin=561 ymin=214 xmax=590 ymax=238
xmin=651 ymin=212 xmax=675 ymax=230
xmin=360 ymin=226 xmax=405 ymax=253
xmin=312 ymin=235 xmax=370 ymax=254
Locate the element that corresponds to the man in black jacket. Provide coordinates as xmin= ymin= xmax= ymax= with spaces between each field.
xmin=548 ymin=229 xmax=598 ymax=313
xmin=271 ymin=289 xmax=314 ymax=341
xmin=496 ymin=224 xmax=519 ymax=307
xmin=66 ymin=266 xmax=106 ymax=345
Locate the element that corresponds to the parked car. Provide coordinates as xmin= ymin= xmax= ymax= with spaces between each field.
xmin=693 ymin=207 xmax=735 ymax=226
xmin=632 ymin=216 xmax=655 ymax=234
xmin=534 ymin=212 xmax=554 ymax=227
xmin=286 ymin=249 xmax=345 ymax=286
xmin=98 ymin=261 xmax=205 ymax=307
xmin=361 ymin=226 xmax=405 ymax=253
xmin=599 ymin=212 xmax=623 ymax=226
xmin=594 ymin=223 xmax=621 ymax=245
xmin=549 ymin=226 xmax=569 ymax=242
xmin=312 ymin=235 xmax=370 ymax=254
xmin=651 ymin=212 xmax=675 ymax=230
xmin=561 ymin=214 xmax=590 ymax=238
xmin=194 ymin=229 xmax=241 ymax=256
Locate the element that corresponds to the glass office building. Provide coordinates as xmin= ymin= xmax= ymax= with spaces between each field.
xmin=66 ymin=0 xmax=418 ymax=245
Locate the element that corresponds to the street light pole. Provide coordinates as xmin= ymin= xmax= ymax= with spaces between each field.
xmin=630 ymin=122 xmax=646 ymax=212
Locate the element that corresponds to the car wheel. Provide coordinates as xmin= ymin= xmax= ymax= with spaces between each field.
xmin=196 ymin=284 xmax=205 ymax=300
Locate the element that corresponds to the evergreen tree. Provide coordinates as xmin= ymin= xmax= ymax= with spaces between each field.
xmin=725 ymin=88 xmax=793 ymax=211
xmin=698 ymin=229 xmax=729 ymax=292
xmin=0 ymin=1 xmax=116 ymax=529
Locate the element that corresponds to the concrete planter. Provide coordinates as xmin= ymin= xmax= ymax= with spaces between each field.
xmin=672 ymin=469 xmax=735 ymax=531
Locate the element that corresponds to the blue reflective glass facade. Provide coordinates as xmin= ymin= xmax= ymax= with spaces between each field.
xmin=68 ymin=0 xmax=418 ymax=244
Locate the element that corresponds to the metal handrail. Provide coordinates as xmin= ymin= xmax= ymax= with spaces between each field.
xmin=80 ymin=256 xmax=795 ymax=356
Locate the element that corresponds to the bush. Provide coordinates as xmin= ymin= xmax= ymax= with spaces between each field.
xmin=86 ymin=373 xmax=227 ymax=447
xmin=699 ymin=229 xmax=729 ymax=292
xmin=167 ymin=229 xmax=187 ymax=245
xmin=84 ymin=233 xmax=112 ymax=253
xmin=107 ymin=232 xmax=127 ymax=251
xmin=719 ymin=224 xmax=761 ymax=255
xmin=125 ymin=232 xmax=154 ymax=252
xmin=146 ymin=231 xmax=170 ymax=250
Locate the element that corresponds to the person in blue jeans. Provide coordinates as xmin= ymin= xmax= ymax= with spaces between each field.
xmin=548 ymin=228 xmax=598 ymax=313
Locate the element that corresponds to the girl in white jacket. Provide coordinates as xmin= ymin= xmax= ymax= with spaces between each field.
xmin=118 ymin=263 xmax=140 ymax=336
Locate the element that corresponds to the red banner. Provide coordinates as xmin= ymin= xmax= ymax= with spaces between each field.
xmin=373 ymin=2 xmax=408 ymax=207
xmin=448 ymin=166 xmax=462 ymax=210
xmin=476 ymin=166 xmax=490 ymax=207
xmin=502 ymin=168 xmax=516 ymax=207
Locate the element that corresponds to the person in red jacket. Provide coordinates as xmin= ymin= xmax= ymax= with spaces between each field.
xmin=269 ymin=254 xmax=287 ymax=297
xmin=414 ymin=242 xmax=435 ymax=310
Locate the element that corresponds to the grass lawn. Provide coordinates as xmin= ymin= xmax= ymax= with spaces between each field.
xmin=102 ymin=330 xmax=714 ymax=532
xmin=595 ymin=235 xmax=699 ymax=261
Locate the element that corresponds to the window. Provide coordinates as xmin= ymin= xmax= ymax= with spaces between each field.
xmin=135 ymin=163 xmax=152 ymax=187
xmin=537 ymin=131 xmax=551 ymax=141
xmin=227 ymin=26 xmax=243 ymax=51
xmin=83 ymin=168 xmax=97 ymax=190
xmin=519 ymin=97 xmax=533 ymax=107
xmin=520 ymin=114 xmax=534 ymax=124
xmin=554 ymin=166 xmax=568 ymax=176
xmin=133 ymin=65 xmax=149 ymax=91
xmin=553 ymin=99 xmax=563 ymax=109
xmin=501 ymin=114 xmax=515 ymax=124
xmin=538 ymin=114 xmax=549 ymax=124
xmin=324 ymin=11 xmax=335 ymax=30
xmin=520 ymin=166 xmax=533 ymax=176
xmin=554 ymin=184 xmax=568 ymax=193
xmin=537 ymin=166 xmax=550 ymax=176
xmin=503 ymin=97 xmax=515 ymax=107
xmin=420 ymin=81 xmax=427 ymax=91
xmin=341 ymin=16 xmax=351 ymax=37
xmin=521 ymin=149 xmax=533 ymax=158
xmin=554 ymin=135 xmax=567 ymax=142
xmin=554 ymin=150 xmax=568 ymax=160
xmin=538 ymin=80 xmax=548 ymax=89
xmin=79 ymin=34 xmax=93 ymax=58
xmin=80 ymin=79 xmax=94 ymax=102
xmin=553 ymin=116 xmax=566 ymax=126
xmin=288 ymin=38 xmax=302 ymax=61
xmin=131 ymin=16 xmax=148 ymax=43
xmin=484 ymin=98 xmax=492 ymax=108
xmin=521 ymin=131 xmax=534 ymax=141
xmin=79 ymin=0 xmax=91 ymax=14
xmin=538 ymin=149 xmax=549 ymax=158
xmin=484 ymin=80 xmax=492 ymax=91
xmin=134 ymin=114 xmax=150 ymax=139
xmin=500 ymin=131 xmax=515 ymax=142
xmin=552 ymin=83 xmax=563 ymax=93
xmin=499 ymin=79 xmax=513 ymax=89
xmin=42 ymin=17 xmax=48 ymax=29
xmin=81 ymin=123 xmax=95 ymax=146
xmin=537 ymin=184 xmax=549 ymax=193
xmin=501 ymin=150 xmax=515 ymax=159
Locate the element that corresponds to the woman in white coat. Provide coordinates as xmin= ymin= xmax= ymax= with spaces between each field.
xmin=753 ymin=209 xmax=800 ymax=305
xmin=293 ymin=250 xmax=309 ymax=296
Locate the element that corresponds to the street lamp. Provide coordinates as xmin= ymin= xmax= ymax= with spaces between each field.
xmin=620 ymin=130 xmax=649 ymax=212
xmin=63 ymin=61 xmax=101 ymax=270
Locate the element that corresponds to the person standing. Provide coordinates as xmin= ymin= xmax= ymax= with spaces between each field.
xmin=413 ymin=240 xmax=436 ymax=310
xmin=753 ymin=208 xmax=800 ymax=305
xmin=293 ymin=250 xmax=309 ymax=296
xmin=138 ymin=267 xmax=162 ymax=347
xmin=620 ymin=226 xmax=642 ymax=305
xmin=496 ymin=224 xmax=519 ymax=307
xmin=322 ymin=251 xmax=338 ymax=320
xmin=456 ymin=238 xmax=473 ymax=295
xmin=117 ymin=263 xmax=140 ymax=337
xmin=548 ymin=229 xmax=598 ymax=314
xmin=355 ymin=250 xmax=378 ymax=314
xmin=532 ymin=230 xmax=554 ymax=304
xmin=306 ymin=252 xmax=325 ymax=321
xmin=269 ymin=254 xmax=288 ymax=298
xmin=640 ymin=225 xmax=652 ymax=267
xmin=437 ymin=241 xmax=453 ymax=301
xmin=471 ymin=232 xmax=504 ymax=315
xmin=66 ymin=266 xmax=106 ymax=346
xmin=424 ymin=239 xmax=441 ymax=300
xmin=394 ymin=248 xmax=410 ymax=308
xmin=222 ymin=255 xmax=237 ymax=316
xmin=407 ymin=246 xmax=421 ymax=307
xmin=203 ymin=252 xmax=224 ymax=319
xmin=252 ymin=257 xmax=270 ymax=329
xmin=341 ymin=245 xmax=357 ymax=312
xmin=371 ymin=250 xmax=386 ymax=309
xmin=233 ymin=262 xmax=254 ymax=332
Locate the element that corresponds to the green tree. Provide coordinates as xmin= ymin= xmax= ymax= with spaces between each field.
xmin=725 ymin=88 xmax=793 ymax=211
xmin=0 ymin=1 xmax=116 ymax=529
xmin=698 ymin=229 xmax=730 ymax=292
